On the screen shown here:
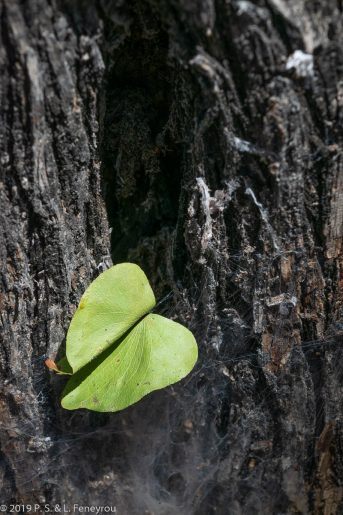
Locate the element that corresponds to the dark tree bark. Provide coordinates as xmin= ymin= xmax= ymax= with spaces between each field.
xmin=1 ymin=0 xmax=343 ymax=513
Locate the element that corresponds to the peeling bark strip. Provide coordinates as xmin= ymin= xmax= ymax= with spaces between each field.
xmin=1 ymin=0 xmax=343 ymax=513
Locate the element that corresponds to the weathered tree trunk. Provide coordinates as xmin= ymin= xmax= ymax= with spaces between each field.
xmin=1 ymin=0 xmax=342 ymax=513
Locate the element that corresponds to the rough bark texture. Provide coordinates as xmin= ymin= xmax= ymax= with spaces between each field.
xmin=1 ymin=0 xmax=343 ymax=514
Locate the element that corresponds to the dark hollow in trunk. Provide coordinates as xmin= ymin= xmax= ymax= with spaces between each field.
xmin=1 ymin=1 xmax=343 ymax=513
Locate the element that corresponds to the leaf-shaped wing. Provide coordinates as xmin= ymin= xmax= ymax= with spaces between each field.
xmin=66 ymin=263 xmax=156 ymax=372
xmin=61 ymin=314 xmax=198 ymax=412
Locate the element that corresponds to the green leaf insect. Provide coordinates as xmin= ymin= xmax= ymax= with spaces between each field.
xmin=52 ymin=263 xmax=198 ymax=413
